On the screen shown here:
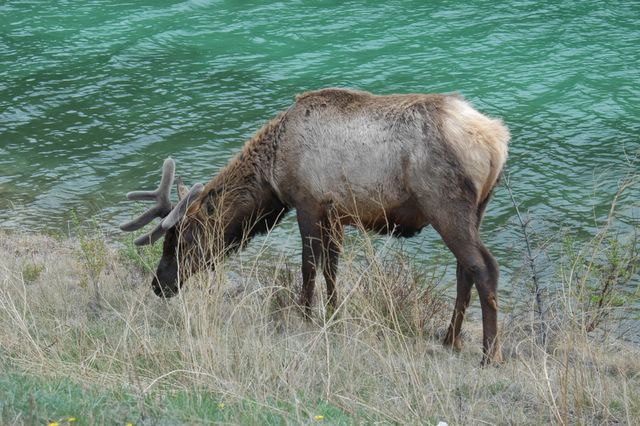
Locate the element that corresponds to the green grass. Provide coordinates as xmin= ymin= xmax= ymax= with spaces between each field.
xmin=0 ymin=366 xmax=139 ymax=425
xmin=0 ymin=361 xmax=355 ymax=425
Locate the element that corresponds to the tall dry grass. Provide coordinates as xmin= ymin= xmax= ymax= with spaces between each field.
xmin=0 ymin=213 xmax=638 ymax=424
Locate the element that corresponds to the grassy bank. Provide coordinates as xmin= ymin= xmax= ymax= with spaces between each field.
xmin=0 ymin=225 xmax=638 ymax=425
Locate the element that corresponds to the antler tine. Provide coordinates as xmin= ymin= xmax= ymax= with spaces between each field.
xmin=120 ymin=158 xmax=175 ymax=233
xmin=133 ymin=183 xmax=203 ymax=246
xmin=133 ymin=222 xmax=166 ymax=246
xmin=126 ymin=158 xmax=175 ymax=202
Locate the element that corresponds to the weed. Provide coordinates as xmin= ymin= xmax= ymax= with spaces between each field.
xmin=119 ymin=233 xmax=162 ymax=274
xmin=21 ymin=262 xmax=44 ymax=284
xmin=70 ymin=211 xmax=107 ymax=289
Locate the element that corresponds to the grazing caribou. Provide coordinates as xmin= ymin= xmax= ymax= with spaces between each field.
xmin=121 ymin=88 xmax=509 ymax=364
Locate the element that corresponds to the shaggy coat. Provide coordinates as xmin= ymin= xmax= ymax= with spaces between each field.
xmin=148 ymin=88 xmax=509 ymax=364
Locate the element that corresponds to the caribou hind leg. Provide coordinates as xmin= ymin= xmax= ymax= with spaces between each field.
xmin=475 ymin=243 xmax=502 ymax=365
xmin=444 ymin=261 xmax=474 ymax=351
xmin=444 ymin=195 xmax=495 ymax=353
xmin=432 ymin=206 xmax=503 ymax=365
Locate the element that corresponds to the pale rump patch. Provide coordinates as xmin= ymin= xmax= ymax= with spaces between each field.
xmin=441 ymin=97 xmax=510 ymax=202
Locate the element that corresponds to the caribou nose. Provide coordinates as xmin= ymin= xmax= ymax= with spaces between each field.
xmin=151 ymin=276 xmax=178 ymax=298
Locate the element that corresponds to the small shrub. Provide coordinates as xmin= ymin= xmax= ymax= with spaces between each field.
xmin=563 ymin=230 xmax=640 ymax=332
xmin=21 ymin=262 xmax=44 ymax=284
xmin=354 ymin=254 xmax=448 ymax=337
xmin=70 ymin=211 xmax=107 ymax=289
xmin=119 ymin=234 xmax=163 ymax=274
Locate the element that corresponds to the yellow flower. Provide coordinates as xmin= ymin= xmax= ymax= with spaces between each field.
xmin=48 ymin=423 xmax=59 ymax=426
xmin=314 ymin=415 xmax=324 ymax=421
xmin=126 ymin=423 xmax=134 ymax=426
xmin=218 ymin=403 xmax=225 ymax=409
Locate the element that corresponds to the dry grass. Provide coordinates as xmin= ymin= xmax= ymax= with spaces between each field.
xmin=0 ymin=227 xmax=639 ymax=425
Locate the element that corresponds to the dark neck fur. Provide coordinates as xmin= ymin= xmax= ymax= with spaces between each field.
xmin=197 ymin=114 xmax=290 ymax=250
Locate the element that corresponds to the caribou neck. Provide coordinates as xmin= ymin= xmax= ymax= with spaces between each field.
xmin=199 ymin=116 xmax=290 ymax=248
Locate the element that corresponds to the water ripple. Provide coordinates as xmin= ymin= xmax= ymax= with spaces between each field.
xmin=1 ymin=0 xmax=638 ymax=286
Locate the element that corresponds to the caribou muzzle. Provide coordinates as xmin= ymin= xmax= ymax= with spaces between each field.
xmin=151 ymin=269 xmax=179 ymax=297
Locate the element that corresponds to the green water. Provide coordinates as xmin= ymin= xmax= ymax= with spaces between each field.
xmin=1 ymin=1 xmax=639 ymax=280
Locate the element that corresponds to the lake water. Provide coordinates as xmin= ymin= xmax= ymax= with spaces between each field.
xmin=1 ymin=0 xmax=639 ymax=290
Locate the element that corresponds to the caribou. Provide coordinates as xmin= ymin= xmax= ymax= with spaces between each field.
xmin=120 ymin=88 xmax=509 ymax=364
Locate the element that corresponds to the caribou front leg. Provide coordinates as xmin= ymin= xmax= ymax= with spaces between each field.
xmin=296 ymin=207 xmax=324 ymax=319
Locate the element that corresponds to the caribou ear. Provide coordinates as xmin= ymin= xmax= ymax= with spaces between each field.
xmin=187 ymin=198 xmax=203 ymax=216
xmin=176 ymin=176 xmax=189 ymax=200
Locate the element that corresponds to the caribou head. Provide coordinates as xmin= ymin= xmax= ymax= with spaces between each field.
xmin=120 ymin=158 xmax=205 ymax=297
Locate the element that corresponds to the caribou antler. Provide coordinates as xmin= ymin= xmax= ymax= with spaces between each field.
xmin=161 ymin=182 xmax=204 ymax=230
xmin=120 ymin=158 xmax=204 ymax=246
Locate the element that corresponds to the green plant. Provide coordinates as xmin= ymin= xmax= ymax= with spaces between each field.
xmin=119 ymin=233 xmax=163 ymax=274
xmin=21 ymin=262 xmax=44 ymax=284
xmin=584 ymin=233 xmax=640 ymax=331
xmin=70 ymin=211 xmax=107 ymax=289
